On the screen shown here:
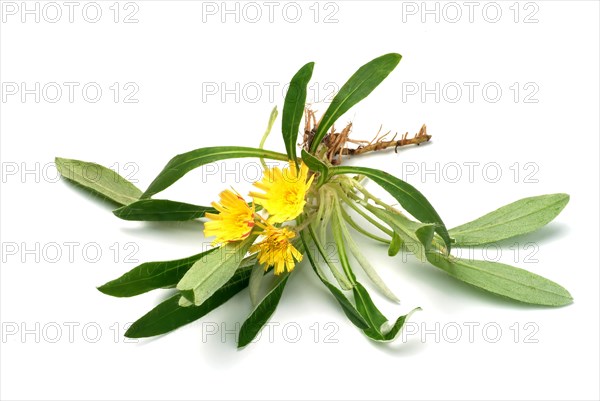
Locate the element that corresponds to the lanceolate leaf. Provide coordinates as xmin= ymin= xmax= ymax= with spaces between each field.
xmin=309 ymin=53 xmax=401 ymax=152
xmin=55 ymin=157 xmax=142 ymax=206
xmin=282 ymin=62 xmax=314 ymax=163
xmin=426 ymin=252 xmax=573 ymax=306
xmin=331 ymin=165 xmax=451 ymax=251
xmin=449 ymin=194 xmax=570 ymax=246
xmin=98 ymin=249 xmax=216 ymax=297
xmin=353 ymin=283 xmax=387 ymax=335
xmin=124 ymin=264 xmax=254 ymax=338
xmin=177 ymin=236 xmax=256 ymax=306
xmin=141 ymin=147 xmax=288 ymax=198
xmin=238 ymin=275 xmax=290 ymax=348
xmin=98 ymin=249 xmax=257 ymax=298
xmin=113 ymin=199 xmax=214 ymax=221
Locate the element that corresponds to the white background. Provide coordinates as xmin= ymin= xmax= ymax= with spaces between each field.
xmin=1 ymin=1 xmax=599 ymax=400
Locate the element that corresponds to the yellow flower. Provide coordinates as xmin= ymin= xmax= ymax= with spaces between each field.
xmin=250 ymin=222 xmax=302 ymax=275
xmin=250 ymin=162 xmax=314 ymax=224
xmin=204 ymin=189 xmax=255 ymax=245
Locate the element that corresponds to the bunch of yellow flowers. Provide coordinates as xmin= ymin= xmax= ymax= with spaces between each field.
xmin=204 ymin=162 xmax=313 ymax=275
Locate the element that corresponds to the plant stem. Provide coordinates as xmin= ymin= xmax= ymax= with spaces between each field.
xmin=339 ymin=205 xmax=390 ymax=244
xmin=331 ymin=200 xmax=358 ymax=286
xmin=336 ymin=188 xmax=393 ymax=238
xmin=349 ymin=179 xmax=404 ymax=215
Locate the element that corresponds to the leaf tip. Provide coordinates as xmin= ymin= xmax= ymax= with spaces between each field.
xmin=124 ymin=325 xmax=139 ymax=339
xmin=111 ymin=206 xmax=127 ymax=219
xmin=96 ymin=283 xmax=117 ymax=297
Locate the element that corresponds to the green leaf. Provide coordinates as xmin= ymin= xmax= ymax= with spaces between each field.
xmin=309 ymin=53 xmax=401 ymax=152
xmin=113 ymin=199 xmax=214 ymax=221
xmin=98 ymin=249 xmax=216 ymax=297
xmin=124 ymin=264 xmax=254 ymax=338
xmin=449 ymin=194 xmax=570 ymax=246
xmin=331 ymin=165 xmax=451 ymax=251
xmin=300 ymin=231 xmax=369 ymax=329
xmin=141 ymin=147 xmax=288 ymax=199
xmin=238 ymin=274 xmax=290 ymax=348
xmin=426 ymin=252 xmax=573 ymax=306
xmin=368 ymin=206 xmax=435 ymax=262
xmin=282 ymin=62 xmax=314 ymax=163
xmin=98 ymin=248 xmax=257 ymax=298
xmin=177 ymin=236 xmax=256 ymax=306
xmin=353 ymin=282 xmax=387 ymax=336
xmin=353 ymin=282 xmax=420 ymax=342
xmin=55 ymin=157 xmax=142 ymax=206
xmin=301 ymin=149 xmax=329 ymax=186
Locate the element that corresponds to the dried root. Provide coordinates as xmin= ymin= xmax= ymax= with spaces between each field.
xmin=302 ymin=108 xmax=431 ymax=165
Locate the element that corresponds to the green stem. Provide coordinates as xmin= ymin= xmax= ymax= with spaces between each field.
xmin=350 ymin=179 xmax=401 ymax=214
xmin=333 ymin=199 xmax=399 ymax=302
xmin=337 ymin=189 xmax=393 ymax=237
xmin=339 ymin=203 xmax=390 ymax=244
xmin=331 ymin=199 xmax=358 ymax=286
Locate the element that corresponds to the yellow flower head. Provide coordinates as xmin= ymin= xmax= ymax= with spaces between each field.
xmin=250 ymin=162 xmax=314 ymax=224
xmin=250 ymin=223 xmax=302 ymax=275
xmin=204 ymin=189 xmax=255 ymax=245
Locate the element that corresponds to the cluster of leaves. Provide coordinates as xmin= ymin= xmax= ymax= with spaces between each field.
xmin=56 ymin=53 xmax=571 ymax=348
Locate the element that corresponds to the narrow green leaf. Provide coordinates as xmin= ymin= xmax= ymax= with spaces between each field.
xmin=124 ymin=265 xmax=253 ymax=338
xmin=301 ymin=149 xmax=329 ymax=186
xmin=177 ymin=236 xmax=256 ymax=306
xmin=98 ymin=249 xmax=216 ymax=297
xmin=141 ymin=147 xmax=288 ymax=199
xmin=449 ymin=194 xmax=570 ymax=246
xmin=309 ymin=53 xmax=401 ymax=152
xmin=55 ymin=157 xmax=142 ymax=206
xmin=353 ymin=282 xmax=387 ymax=337
xmin=300 ymin=231 xmax=369 ymax=330
xmin=238 ymin=275 xmax=290 ymax=348
xmin=331 ymin=165 xmax=451 ymax=251
xmin=113 ymin=199 xmax=214 ymax=221
xmin=282 ymin=62 xmax=314 ymax=162
xmin=426 ymin=252 xmax=573 ymax=306
xmin=368 ymin=206 xmax=435 ymax=261
xmin=98 ymin=249 xmax=257 ymax=298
